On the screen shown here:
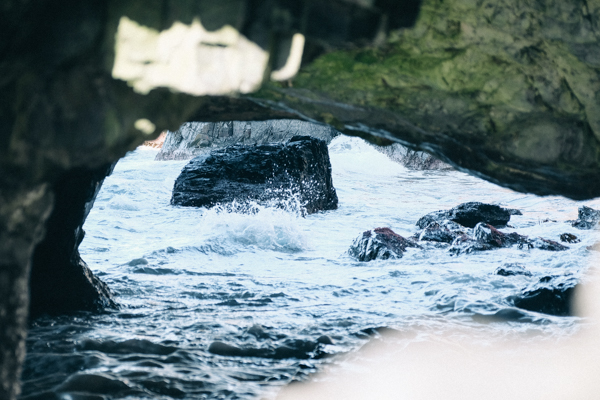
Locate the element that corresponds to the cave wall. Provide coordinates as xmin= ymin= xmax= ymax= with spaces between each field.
xmin=256 ymin=0 xmax=600 ymax=199
xmin=1 ymin=0 xmax=600 ymax=399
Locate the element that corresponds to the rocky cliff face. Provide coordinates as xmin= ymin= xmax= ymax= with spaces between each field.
xmin=156 ymin=120 xmax=339 ymax=161
xmin=1 ymin=0 xmax=599 ymax=398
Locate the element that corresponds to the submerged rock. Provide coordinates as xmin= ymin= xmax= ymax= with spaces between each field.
xmin=349 ymin=227 xmax=420 ymax=262
xmin=560 ymin=233 xmax=581 ymax=244
xmin=208 ymin=338 xmax=326 ymax=360
xmin=512 ymin=276 xmax=578 ymax=316
xmin=416 ymin=202 xmax=521 ymax=229
xmin=156 ymin=120 xmax=339 ymax=161
xmin=171 ymin=136 xmax=338 ymax=214
xmin=495 ymin=263 xmax=532 ymax=277
xmin=530 ymin=238 xmax=569 ymax=252
xmin=572 ymin=206 xmax=600 ymax=230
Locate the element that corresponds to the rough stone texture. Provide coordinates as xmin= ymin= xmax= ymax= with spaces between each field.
xmin=30 ymin=164 xmax=118 ymax=318
xmin=374 ymin=143 xmax=452 ymax=170
xmin=513 ymin=275 xmax=578 ymax=316
xmin=472 ymin=223 xmax=529 ymax=248
xmin=257 ymin=0 xmax=600 ymax=199
xmin=572 ymin=205 xmax=600 ymax=229
xmin=418 ymin=220 xmax=467 ymax=243
xmin=349 ymin=227 xmax=420 ymax=261
xmin=450 ymin=223 xmax=568 ymax=254
xmin=171 ymin=136 xmax=338 ymax=214
xmin=0 ymin=186 xmax=53 ymax=400
xmin=156 ymin=120 xmax=339 ymax=161
xmin=416 ymin=202 xmax=521 ymax=229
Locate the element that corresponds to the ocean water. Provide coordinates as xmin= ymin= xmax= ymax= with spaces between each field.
xmin=21 ymin=136 xmax=600 ymax=399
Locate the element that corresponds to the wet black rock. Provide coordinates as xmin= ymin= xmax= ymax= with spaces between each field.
xmin=560 ymin=233 xmax=581 ymax=243
xmin=171 ymin=136 xmax=338 ymax=214
xmin=472 ymin=223 xmax=529 ymax=248
xmin=418 ymin=220 xmax=467 ymax=243
xmin=450 ymin=223 xmax=567 ymax=254
xmin=416 ymin=202 xmax=521 ymax=229
xmin=494 ymin=263 xmax=532 ymax=277
xmin=349 ymin=227 xmax=420 ymax=261
xmin=572 ymin=206 xmax=600 ymax=230
xmin=512 ymin=276 xmax=578 ymax=316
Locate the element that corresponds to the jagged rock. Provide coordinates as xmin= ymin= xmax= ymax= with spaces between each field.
xmin=451 ymin=223 xmax=567 ymax=254
xmin=171 ymin=136 xmax=338 ymax=214
xmin=349 ymin=227 xmax=420 ymax=262
xmin=472 ymin=223 xmax=529 ymax=248
xmin=417 ymin=202 xmax=521 ymax=229
xmin=560 ymin=233 xmax=581 ymax=244
xmin=30 ymin=165 xmax=118 ymax=318
xmin=512 ymin=276 xmax=578 ymax=316
xmin=418 ymin=220 xmax=467 ymax=243
xmin=572 ymin=206 xmax=600 ymax=230
xmin=495 ymin=263 xmax=532 ymax=277
xmin=156 ymin=120 xmax=339 ymax=161
xmin=374 ymin=143 xmax=452 ymax=170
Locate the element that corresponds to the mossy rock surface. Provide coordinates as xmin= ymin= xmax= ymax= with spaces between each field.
xmin=255 ymin=0 xmax=600 ymax=199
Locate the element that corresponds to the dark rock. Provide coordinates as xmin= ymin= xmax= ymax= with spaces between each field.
xmin=416 ymin=202 xmax=521 ymax=229
xmin=349 ymin=227 xmax=420 ymax=261
xmin=572 ymin=206 xmax=600 ymax=230
xmin=512 ymin=276 xmax=578 ymax=316
xmin=451 ymin=223 xmax=566 ymax=254
xmin=156 ymin=120 xmax=339 ymax=161
xmin=494 ymin=263 xmax=532 ymax=277
xmin=171 ymin=136 xmax=338 ymax=214
xmin=472 ymin=223 xmax=529 ymax=248
xmin=530 ymin=238 xmax=569 ymax=252
xmin=449 ymin=234 xmax=496 ymax=255
xmin=418 ymin=220 xmax=466 ymax=243
xmin=208 ymin=338 xmax=321 ymax=360
xmin=30 ymin=165 xmax=118 ymax=318
xmin=560 ymin=233 xmax=581 ymax=243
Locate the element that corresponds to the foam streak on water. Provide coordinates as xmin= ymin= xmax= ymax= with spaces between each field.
xmin=21 ymin=136 xmax=600 ymax=399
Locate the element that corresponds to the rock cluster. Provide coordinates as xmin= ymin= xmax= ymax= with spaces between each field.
xmin=349 ymin=202 xmax=573 ymax=262
xmin=171 ymin=136 xmax=338 ymax=214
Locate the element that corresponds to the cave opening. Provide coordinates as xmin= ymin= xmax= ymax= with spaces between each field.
xmin=21 ymin=123 xmax=600 ymax=399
